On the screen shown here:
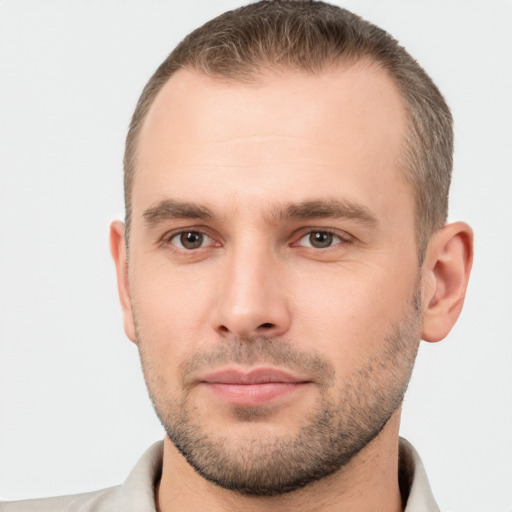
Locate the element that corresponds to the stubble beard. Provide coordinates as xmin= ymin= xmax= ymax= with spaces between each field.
xmin=135 ymin=293 xmax=422 ymax=496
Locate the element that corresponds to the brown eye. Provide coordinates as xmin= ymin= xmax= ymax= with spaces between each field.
xmin=172 ymin=231 xmax=208 ymax=250
xmin=294 ymin=230 xmax=348 ymax=249
xmin=308 ymin=231 xmax=334 ymax=248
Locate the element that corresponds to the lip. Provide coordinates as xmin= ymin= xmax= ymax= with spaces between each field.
xmin=200 ymin=368 xmax=311 ymax=406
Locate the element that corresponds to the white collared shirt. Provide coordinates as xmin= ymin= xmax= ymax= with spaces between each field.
xmin=0 ymin=438 xmax=440 ymax=511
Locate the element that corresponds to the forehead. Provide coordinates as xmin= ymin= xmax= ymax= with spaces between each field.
xmin=133 ymin=64 xmax=410 ymax=219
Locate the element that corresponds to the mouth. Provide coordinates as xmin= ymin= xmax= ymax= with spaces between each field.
xmin=199 ymin=368 xmax=311 ymax=406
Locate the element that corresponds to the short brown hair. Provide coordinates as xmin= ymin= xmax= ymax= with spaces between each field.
xmin=124 ymin=0 xmax=453 ymax=255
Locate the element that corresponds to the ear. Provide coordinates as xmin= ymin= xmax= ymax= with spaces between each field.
xmin=421 ymin=222 xmax=474 ymax=343
xmin=110 ymin=220 xmax=136 ymax=344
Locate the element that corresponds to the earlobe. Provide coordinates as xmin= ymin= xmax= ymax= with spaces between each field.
xmin=421 ymin=222 xmax=474 ymax=343
xmin=109 ymin=220 xmax=136 ymax=343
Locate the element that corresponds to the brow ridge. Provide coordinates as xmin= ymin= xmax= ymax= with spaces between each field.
xmin=274 ymin=199 xmax=378 ymax=226
xmin=142 ymin=198 xmax=377 ymax=228
xmin=143 ymin=199 xmax=213 ymax=226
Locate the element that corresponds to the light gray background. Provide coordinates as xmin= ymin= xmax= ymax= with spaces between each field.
xmin=0 ymin=1 xmax=511 ymax=511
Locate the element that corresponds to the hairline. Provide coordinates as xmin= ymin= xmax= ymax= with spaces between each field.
xmin=124 ymin=59 xmax=431 ymax=260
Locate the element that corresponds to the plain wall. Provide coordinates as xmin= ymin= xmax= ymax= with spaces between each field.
xmin=0 ymin=1 xmax=511 ymax=511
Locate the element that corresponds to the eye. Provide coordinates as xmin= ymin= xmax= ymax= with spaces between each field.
xmin=296 ymin=230 xmax=345 ymax=249
xmin=169 ymin=231 xmax=212 ymax=250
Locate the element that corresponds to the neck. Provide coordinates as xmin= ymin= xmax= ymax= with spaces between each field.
xmin=157 ymin=409 xmax=404 ymax=512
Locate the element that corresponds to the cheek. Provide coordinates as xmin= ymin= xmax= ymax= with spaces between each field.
xmin=129 ymin=260 xmax=215 ymax=362
xmin=291 ymin=260 xmax=418 ymax=366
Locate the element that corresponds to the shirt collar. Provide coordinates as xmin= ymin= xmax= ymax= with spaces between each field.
xmin=400 ymin=437 xmax=440 ymax=512
xmin=119 ymin=438 xmax=439 ymax=511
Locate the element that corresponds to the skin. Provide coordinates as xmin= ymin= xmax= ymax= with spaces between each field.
xmin=111 ymin=63 xmax=473 ymax=512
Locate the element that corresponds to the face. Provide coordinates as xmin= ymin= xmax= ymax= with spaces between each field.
xmin=121 ymin=64 xmax=423 ymax=495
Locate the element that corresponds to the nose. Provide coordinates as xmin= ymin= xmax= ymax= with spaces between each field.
xmin=213 ymin=243 xmax=291 ymax=339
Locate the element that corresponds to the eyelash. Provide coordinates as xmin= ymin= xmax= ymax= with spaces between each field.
xmin=160 ymin=227 xmax=353 ymax=254
xmin=162 ymin=229 xmax=219 ymax=251
xmin=293 ymin=229 xmax=352 ymax=249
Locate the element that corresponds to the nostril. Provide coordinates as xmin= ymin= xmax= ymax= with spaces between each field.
xmin=259 ymin=323 xmax=274 ymax=329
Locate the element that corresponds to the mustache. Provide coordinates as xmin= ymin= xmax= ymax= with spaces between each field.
xmin=178 ymin=337 xmax=335 ymax=388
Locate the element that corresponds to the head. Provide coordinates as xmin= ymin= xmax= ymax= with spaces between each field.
xmin=124 ymin=0 xmax=454 ymax=256
xmin=111 ymin=0 xmax=472 ymax=497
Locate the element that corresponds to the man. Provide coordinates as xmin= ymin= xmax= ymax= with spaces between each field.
xmin=1 ymin=1 xmax=474 ymax=511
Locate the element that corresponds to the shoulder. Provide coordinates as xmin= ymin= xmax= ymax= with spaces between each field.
xmin=0 ymin=442 xmax=163 ymax=512
xmin=0 ymin=486 xmax=121 ymax=512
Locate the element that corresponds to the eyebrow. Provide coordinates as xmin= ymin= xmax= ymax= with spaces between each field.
xmin=142 ymin=198 xmax=377 ymax=228
xmin=273 ymin=200 xmax=378 ymax=227
xmin=143 ymin=199 xmax=213 ymax=226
